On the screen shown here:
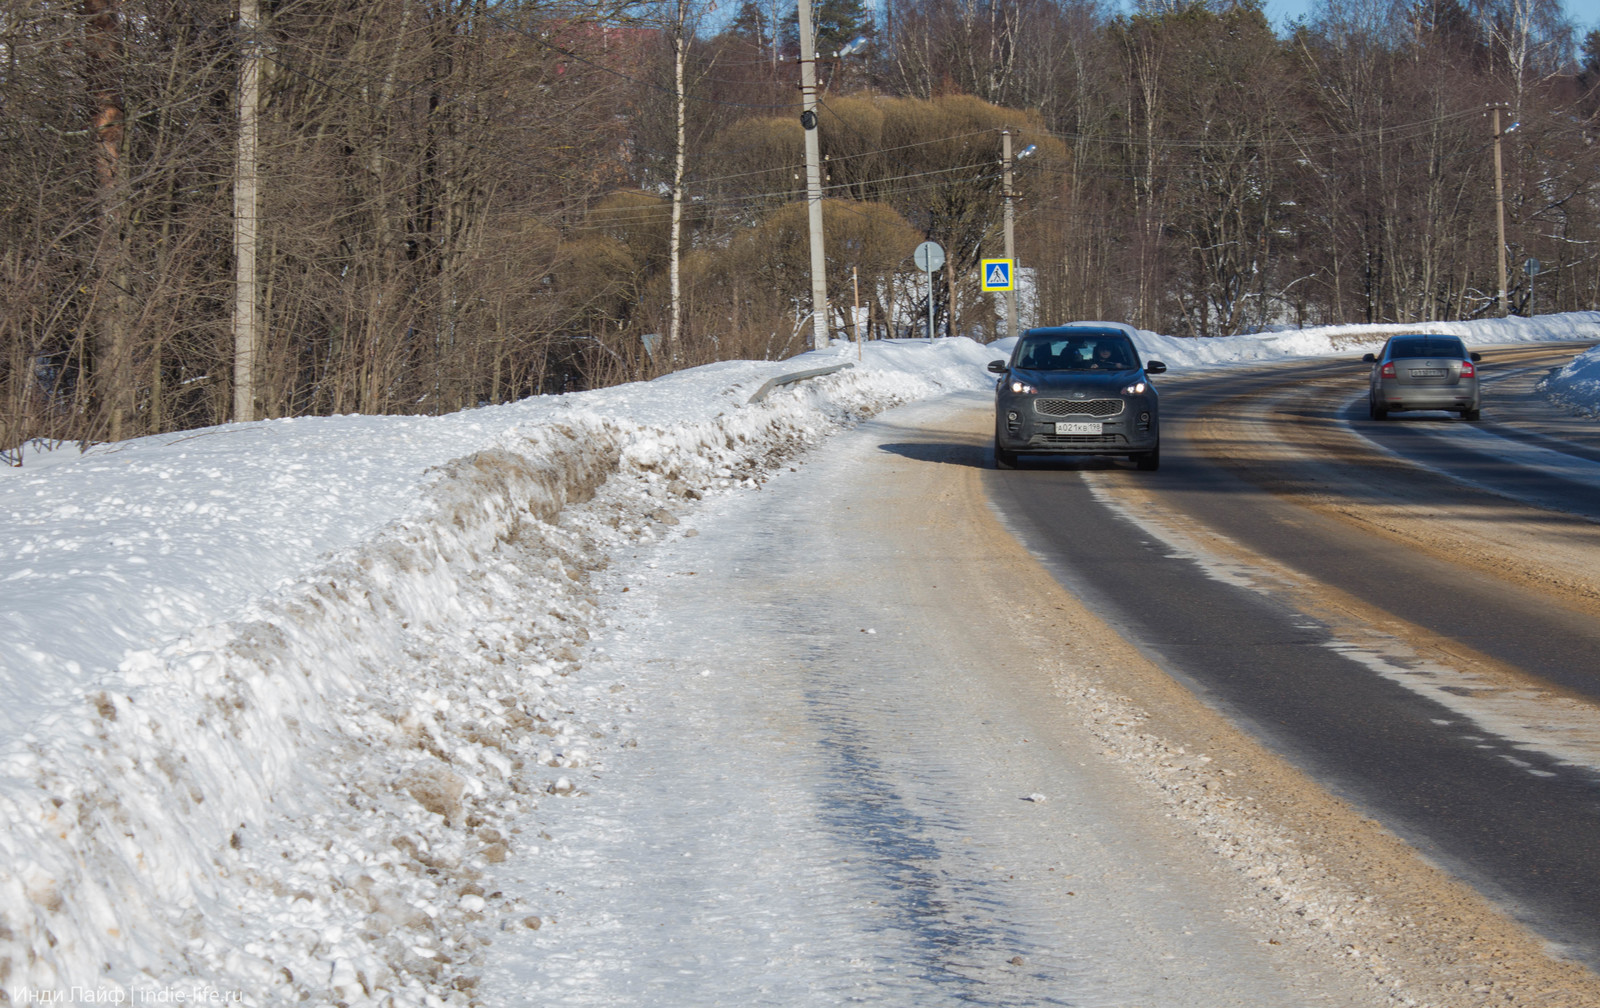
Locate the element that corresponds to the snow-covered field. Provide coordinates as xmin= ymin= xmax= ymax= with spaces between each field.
xmin=3 ymin=313 xmax=1598 ymax=1005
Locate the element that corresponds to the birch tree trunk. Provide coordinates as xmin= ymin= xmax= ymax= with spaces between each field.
xmin=233 ymin=0 xmax=261 ymax=423
xmin=669 ymin=0 xmax=687 ymax=364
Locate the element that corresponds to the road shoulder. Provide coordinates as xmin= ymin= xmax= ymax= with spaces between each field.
xmin=950 ymin=396 xmax=1600 ymax=1007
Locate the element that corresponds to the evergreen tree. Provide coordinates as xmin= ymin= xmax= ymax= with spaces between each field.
xmin=779 ymin=0 xmax=872 ymax=57
xmin=726 ymin=0 xmax=773 ymax=49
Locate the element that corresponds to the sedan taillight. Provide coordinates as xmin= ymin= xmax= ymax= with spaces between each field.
xmin=1460 ymin=360 xmax=1476 ymax=377
xmin=1380 ymin=362 xmax=1396 ymax=378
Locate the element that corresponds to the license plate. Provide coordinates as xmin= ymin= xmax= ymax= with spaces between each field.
xmin=1056 ymin=422 xmax=1102 ymax=435
xmin=1409 ymin=368 xmax=1445 ymax=377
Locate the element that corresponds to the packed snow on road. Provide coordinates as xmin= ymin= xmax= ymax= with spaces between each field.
xmin=3 ymin=313 xmax=1599 ymax=1006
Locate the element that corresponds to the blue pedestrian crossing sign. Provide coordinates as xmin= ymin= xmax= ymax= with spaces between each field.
xmin=981 ymin=259 xmax=1014 ymax=292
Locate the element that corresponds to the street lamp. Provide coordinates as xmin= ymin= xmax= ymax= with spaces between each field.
xmin=1002 ymin=132 xmax=1036 ymax=339
xmin=831 ymin=36 xmax=868 ymax=91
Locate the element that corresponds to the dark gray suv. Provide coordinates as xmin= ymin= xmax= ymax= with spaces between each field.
xmin=987 ymin=323 xmax=1166 ymax=470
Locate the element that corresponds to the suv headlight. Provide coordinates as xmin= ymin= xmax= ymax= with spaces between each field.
xmin=1121 ymin=380 xmax=1148 ymax=395
xmin=1009 ymin=380 xmax=1037 ymax=394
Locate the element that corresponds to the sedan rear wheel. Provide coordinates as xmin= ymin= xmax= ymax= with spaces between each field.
xmin=1461 ymin=407 xmax=1481 ymax=421
xmin=1369 ymin=397 xmax=1388 ymax=421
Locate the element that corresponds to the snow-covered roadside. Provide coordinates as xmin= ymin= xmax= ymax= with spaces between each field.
xmin=1542 ymin=343 xmax=1600 ymax=416
xmin=3 ymin=312 xmax=1598 ymax=1004
xmin=0 ymin=341 xmax=996 ymax=1004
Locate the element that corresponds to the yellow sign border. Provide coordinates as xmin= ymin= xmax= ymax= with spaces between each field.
xmin=980 ymin=258 xmax=1014 ymax=292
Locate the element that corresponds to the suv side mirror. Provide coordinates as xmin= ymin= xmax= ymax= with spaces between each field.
xmin=1362 ymin=353 xmax=1377 ymax=363
xmin=1145 ymin=361 xmax=1167 ymax=374
xmin=986 ymin=359 xmax=1009 ymax=374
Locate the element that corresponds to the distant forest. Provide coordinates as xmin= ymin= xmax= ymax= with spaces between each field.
xmin=3 ymin=0 xmax=1598 ymax=447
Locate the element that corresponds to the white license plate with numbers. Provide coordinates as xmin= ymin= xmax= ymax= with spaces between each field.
xmin=1055 ymin=422 xmax=1102 ymax=435
xmin=1409 ymin=368 xmax=1445 ymax=377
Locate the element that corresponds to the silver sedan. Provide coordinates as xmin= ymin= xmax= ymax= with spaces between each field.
xmin=1364 ymin=335 xmax=1483 ymax=421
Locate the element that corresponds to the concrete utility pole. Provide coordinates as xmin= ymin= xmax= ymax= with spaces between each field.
xmin=999 ymin=131 xmax=1035 ymax=338
xmin=797 ymin=0 xmax=830 ymax=351
xmin=233 ymin=0 xmax=261 ymax=422
xmin=1003 ymin=130 xmax=1020 ymax=339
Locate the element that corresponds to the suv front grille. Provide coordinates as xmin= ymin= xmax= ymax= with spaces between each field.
xmin=1040 ymin=433 xmax=1125 ymax=445
xmin=1036 ymin=398 xmax=1123 ymax=418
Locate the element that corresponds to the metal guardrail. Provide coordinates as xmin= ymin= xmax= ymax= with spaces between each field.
xmin=747 ymin=363 xmax=854 ymax=404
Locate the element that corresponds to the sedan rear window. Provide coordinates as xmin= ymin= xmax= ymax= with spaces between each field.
xmin=1390 ymin=338 xmax=1468 ymax=359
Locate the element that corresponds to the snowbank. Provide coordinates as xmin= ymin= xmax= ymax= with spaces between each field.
xmin=0 ymin=338 xmax=995 ymax=1005
xmin=1542 ymin=344 xmax=1600 ymax=417
xmin=1127 ymin=310 xmax=1600 ymax=368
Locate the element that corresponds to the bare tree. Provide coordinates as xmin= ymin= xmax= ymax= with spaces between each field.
xmin=82 ymin=0 xmax=136 ymax=440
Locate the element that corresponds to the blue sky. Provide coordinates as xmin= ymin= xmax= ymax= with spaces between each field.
xmin=1255 ymin=0 xmax=1597 ymax=36
xmin=1262 ymin=0 xmax=1315 ymax=31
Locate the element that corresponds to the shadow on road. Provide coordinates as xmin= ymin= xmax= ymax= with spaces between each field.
xmin=878 ymin=441 xmax=1143 ymax=473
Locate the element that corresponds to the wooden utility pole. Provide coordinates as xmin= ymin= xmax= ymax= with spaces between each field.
xmin=233 ymin=0 xmax=261 ymax=421
xmin=1489 ymin=103 xmax=1512 ymax=318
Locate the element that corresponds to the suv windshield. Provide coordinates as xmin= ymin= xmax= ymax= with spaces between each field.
xmin=1390 ymin=338 xmax=1468 ymax=359
xmin=1014 ymin=334 xmax=1138 ymax=371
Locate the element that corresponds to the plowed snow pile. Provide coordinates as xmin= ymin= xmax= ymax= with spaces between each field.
xmin=0 ymin=341 xmax=993 ymax=1004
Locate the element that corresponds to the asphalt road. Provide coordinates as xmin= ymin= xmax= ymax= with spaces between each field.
xmin=980 ymin=344 xmax=1600 ymax=966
